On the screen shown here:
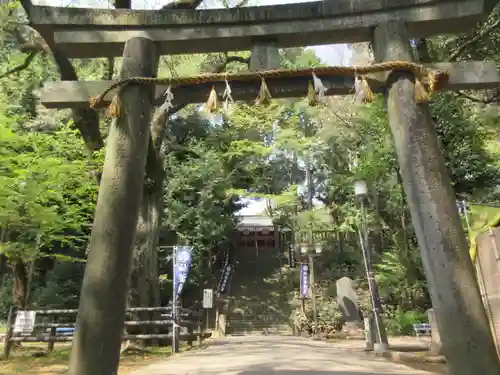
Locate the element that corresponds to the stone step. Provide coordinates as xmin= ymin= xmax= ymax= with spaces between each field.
xmin=227 ymin=246 xmax=292 ymax=335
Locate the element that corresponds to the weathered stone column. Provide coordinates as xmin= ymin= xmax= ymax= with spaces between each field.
xmin=427 ymin=308 xmax=442 ymax=355
xmin=68 ymin=35 xmax=157 ymax=375
xmin=372 ymin=22 xmax=500 ymax=374
xmin=250 ymin=39 xmax=280 ymax=71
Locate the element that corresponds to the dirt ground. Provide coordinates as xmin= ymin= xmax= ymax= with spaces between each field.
xmin=127 ymin=335 xmax=443 ymax=375
xmin=0 ymin=342 xmax=194 ymax=375
xmin=404 ymin=362 xmax=447 ymax=374
xmin=330 ymin=336 xmax=448 ymax=374
xmin=0 ymin=336 xmax=448 ymax=375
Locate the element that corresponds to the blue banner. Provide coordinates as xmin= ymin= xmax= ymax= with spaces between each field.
xmin=222 ymin=249 xmax=230 ymax=269
xmin=173 ymin=246 xmax=193 ymax=300
xmin=300 ymin=262 xmax=309 ymax=298
xmin=216 ymin=263 xmax=233 ymax=296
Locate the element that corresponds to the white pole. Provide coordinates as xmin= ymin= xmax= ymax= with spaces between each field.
xmin=462 ymin=200 xmax=472 ymax=234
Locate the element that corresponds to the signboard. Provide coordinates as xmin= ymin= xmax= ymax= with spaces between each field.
xmin=288 ymin=243 xmax=297 ymax=268
xmin=173 ymin=246 xmax=193 ymax=300
xmin=13 ymin=310 xmax=36 ymax=334
xmin=217 ymin=264 xmax=233 ymax=296
xmin=299 ymin=262 xmax=309 ymax=298
xmin=203 ymin=288 xmax=214 ymax=308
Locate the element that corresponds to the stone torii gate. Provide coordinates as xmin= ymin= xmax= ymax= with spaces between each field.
xmin=22 ymin=0 xmax=500 ymax=374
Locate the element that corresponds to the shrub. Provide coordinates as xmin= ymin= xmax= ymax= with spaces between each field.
xmin=32 ymin=262 xmax=84 ymax=311
xmin=384 ymin=307 xmax=427 ymax=336
xmin=294 ymin=297 xmax=343 ymax=335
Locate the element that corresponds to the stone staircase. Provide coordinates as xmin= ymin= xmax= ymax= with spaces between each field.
xmin=227 ymin=245 xmax=293 ymax=335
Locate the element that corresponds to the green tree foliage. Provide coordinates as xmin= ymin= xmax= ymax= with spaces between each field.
xmin=163 ymin=119 xmax=242 ymax=251
xmin=0 ymin=112 xmax=97 ymax=260
xmin=33 ymin=262 xmax=86 ymax=310
xmin=431 ymin=92 xmax=500 ymax=196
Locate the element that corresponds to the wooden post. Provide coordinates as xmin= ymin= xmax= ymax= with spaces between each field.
xmin=47 ymin=313 xmax=57 ymax=353
xmin=197 ymin=318 xmax=203 ymax=346
xmin=187 ymin=325 xmax=194 ymax=348
xmin=372 ymin=21 xmax=500 ymax=374
xmin=67 ymin=35 xmax=157 ymax=375
xmin=47 ymin=325 xmax=56 ymax=353
xmin=3 ymin=306 xmax=16 ymax=359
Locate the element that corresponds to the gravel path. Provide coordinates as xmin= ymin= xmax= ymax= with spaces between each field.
xmin=130 ymin=335 xmax=437 ymax=375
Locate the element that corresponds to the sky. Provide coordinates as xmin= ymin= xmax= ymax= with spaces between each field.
xmin=37 ymin=0 xmax=352 ymax=216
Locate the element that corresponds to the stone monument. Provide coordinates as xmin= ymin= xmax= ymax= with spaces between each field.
xmin=336 ymin=277 xmax=362 ymax=328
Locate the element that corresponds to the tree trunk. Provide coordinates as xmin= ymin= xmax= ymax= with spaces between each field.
xmin=147 ymin=183 xmax=162 ymax=311
xmin=126 ymin=53 xmax=171 ymax=346
xmin=12 ymin=259 xmax=28 ymax=309
xmin=127 ymin=180 xmax=163 ymax=346
xmin=0 ymin=231 xmax=25 ymax=308
xmin=67 ymin=36 xmax=157 ymax=375
xmin=50 ymin=49 xmax=103 ymax=153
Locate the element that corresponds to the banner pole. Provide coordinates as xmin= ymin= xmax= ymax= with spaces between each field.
xmin=172 ymin=246 xmax=178 ymax=354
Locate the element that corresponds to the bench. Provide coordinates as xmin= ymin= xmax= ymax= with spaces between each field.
xmin=413 ymin=323 xmax=432 ymax=338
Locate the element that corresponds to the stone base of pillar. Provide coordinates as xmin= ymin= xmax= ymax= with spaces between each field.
xmin=427 ymin=308 xmax=442 ymax=355
xmin=364 ymin=316 xmax=376 ymax=351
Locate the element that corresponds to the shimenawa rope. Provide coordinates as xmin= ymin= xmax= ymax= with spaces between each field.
xmin=89 ymin=61 xmax=449 ymax=117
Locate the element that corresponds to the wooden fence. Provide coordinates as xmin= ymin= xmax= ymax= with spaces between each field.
xmin=3 ymin=306 xmax=207 ymax=359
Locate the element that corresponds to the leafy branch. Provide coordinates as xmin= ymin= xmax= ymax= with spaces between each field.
xmin=210 ymin=54 xmax=251 ymax=73
xmin=446 ymin=15 xmax=500 ymax=104
xmin=455 ymin=91 xmax=500 ymax=105
xmin=448 ymin=17 xmax=500 ymax=62
xmin=0 ymin=50 xmax=38 ymax=79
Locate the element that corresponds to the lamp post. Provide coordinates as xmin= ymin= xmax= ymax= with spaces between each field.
xmin=300 ymin=232 xmax=323 ymax=331
xmin=457 ymin=199 xmax=472 ymax=234
xmin=354 ymin=180 xmax=388 ymax=352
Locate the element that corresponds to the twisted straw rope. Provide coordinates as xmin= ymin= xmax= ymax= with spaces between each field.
xmin=89 ymin=60 xmax=449 ymax=109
